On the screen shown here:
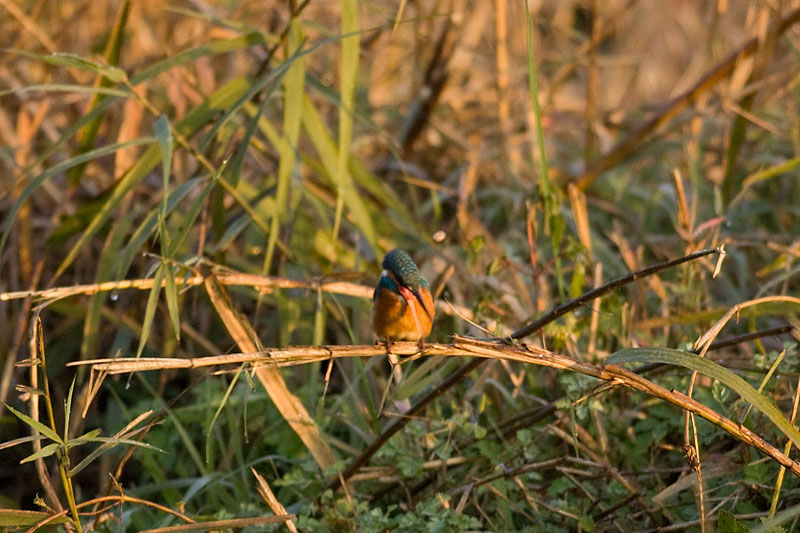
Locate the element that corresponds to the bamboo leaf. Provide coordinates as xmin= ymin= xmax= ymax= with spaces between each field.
xmin=116 ymin=177 xmax=203 ymax=279
xmin=154 ymin=114 xmax=174 ymax=225
xmin=3 ymin=402 xmax=62 ymax=444
xmin=130 ymin=33 xmax=275 ymax=85
xmin=301 ymin=96 xmax=376 ymax=254
xmin=69 ymin=429 xmax=102 ymax=445
xmin=7 ymin=50 xmax=127 ymax=82
xmin=330 ymin=0 xmax=376 ymax=252
xmin=20 ymin=442 xmax=60 ymax=464
xmin=0 ymin=434 xmax=46 ymax=451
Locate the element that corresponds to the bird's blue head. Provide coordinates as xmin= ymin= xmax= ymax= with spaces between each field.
xmin=376 ymin=249 xmax=431 ymax=318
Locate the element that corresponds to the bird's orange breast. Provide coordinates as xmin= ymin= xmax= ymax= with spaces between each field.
xmin=372 ymin=286 xmax=434 ymax=341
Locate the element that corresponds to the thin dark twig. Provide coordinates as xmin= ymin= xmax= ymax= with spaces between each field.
xmin=507 ymin=247 xmax=718 ymax=341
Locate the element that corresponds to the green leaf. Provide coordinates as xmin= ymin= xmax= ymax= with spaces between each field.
xmin=63 ymin=376 xmax=76 ymax=440
xmin=130 ymin=33 xmax=275 ymax=85
xmin=7 ymin=50 xmax=127 ymax=82
xmin=263 ymin=19 xmax=305 ymax=274
xmin=0 ymin=509 xmax=69 ymax=526
xmin=68 ymin=0 xmax=132 ymax=185
xmin=0 ymin=84 xmax=132 ymax=98
xmin=154 ymin=114 xmax=174 ymax=221
xmin=301 ymin=95 xmax=376 ymax=254
xmin=329 ymin=0 xmax=377 ymax=254
xmin=70 ymin=429 xmax=102 ymax=445
xmin=3 ymin=402 xmax=62 ymax=444
xmin=717 ymin=509 xmax=750 ymax=533
xmin=608 ymin=348 xmax=800 ymax=450
xmin=164 ymin=265 xmax=180 ymax=341
xmin=21 ymin=442 xmax=60 ymax=463
xmin=0 ymin=434 xmax=46 ymax=451
xmin=136 ymin=263 xmax=166 ymax=358
xmin=69 ymin=430 xmax=163 ymax=477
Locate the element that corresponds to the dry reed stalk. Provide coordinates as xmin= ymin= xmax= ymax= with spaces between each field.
xmin=251 ymin=467 xmax=298 ymax=533
xmin=203 ymin=275 xmax=338 ymax=471
xmin=71 ymin=335 xmax=800 ymax=483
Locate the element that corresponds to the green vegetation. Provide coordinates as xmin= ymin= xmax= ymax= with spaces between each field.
xmin=1 ymin=1 xmax=799 ymax=531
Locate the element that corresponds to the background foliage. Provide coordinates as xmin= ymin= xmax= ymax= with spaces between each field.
xmin=1 ymin=0 xmax=799 ymax=531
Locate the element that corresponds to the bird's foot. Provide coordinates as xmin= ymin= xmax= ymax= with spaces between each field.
xmin=381 ymin=337 xmax=393 ymax=355
xmin=417 ymin=337 xmax=426 ymax=353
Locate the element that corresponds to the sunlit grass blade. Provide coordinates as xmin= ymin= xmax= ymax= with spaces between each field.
xmin=301 ymin=95 xmax=377 ymax=253
xmin=130 ymin=33 xmax=276 ymax=85
xmin=608 ymin=347 xmax=800 ymax=449
xmin=263 ymin=19 xmax=305 ymax=274
xmin=154 ymin=114 xmax=173 ymax=225
xmin=524 ymin=1 xmax=564 ymax=298
xmin=0 ymin=84 xmax=132 ymax=98
xmin=64 ymin=376 xmax=76 ymax=440
xmin=331 ymin=0 xmax=373 ymax=255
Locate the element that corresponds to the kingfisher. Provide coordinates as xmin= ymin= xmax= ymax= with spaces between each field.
xmin=372 ymin=249 xmax=435 ymax=349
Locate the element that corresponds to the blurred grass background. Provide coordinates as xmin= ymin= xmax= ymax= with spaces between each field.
xmin=1 ymin=0 xmax=799 ymax=531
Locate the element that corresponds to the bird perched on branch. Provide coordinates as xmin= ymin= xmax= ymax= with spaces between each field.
xmin=372 ymin=249 xmax=434 ymax=349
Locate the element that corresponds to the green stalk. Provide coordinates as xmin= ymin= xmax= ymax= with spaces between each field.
xmin=525 ymin=4 xmax=564 ymax=298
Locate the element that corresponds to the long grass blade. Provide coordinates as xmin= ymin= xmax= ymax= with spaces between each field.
xmin=608 ymin=348 xmax=800 ymax=449
xmin=263 ymin=19 xmax=305 ymax=274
